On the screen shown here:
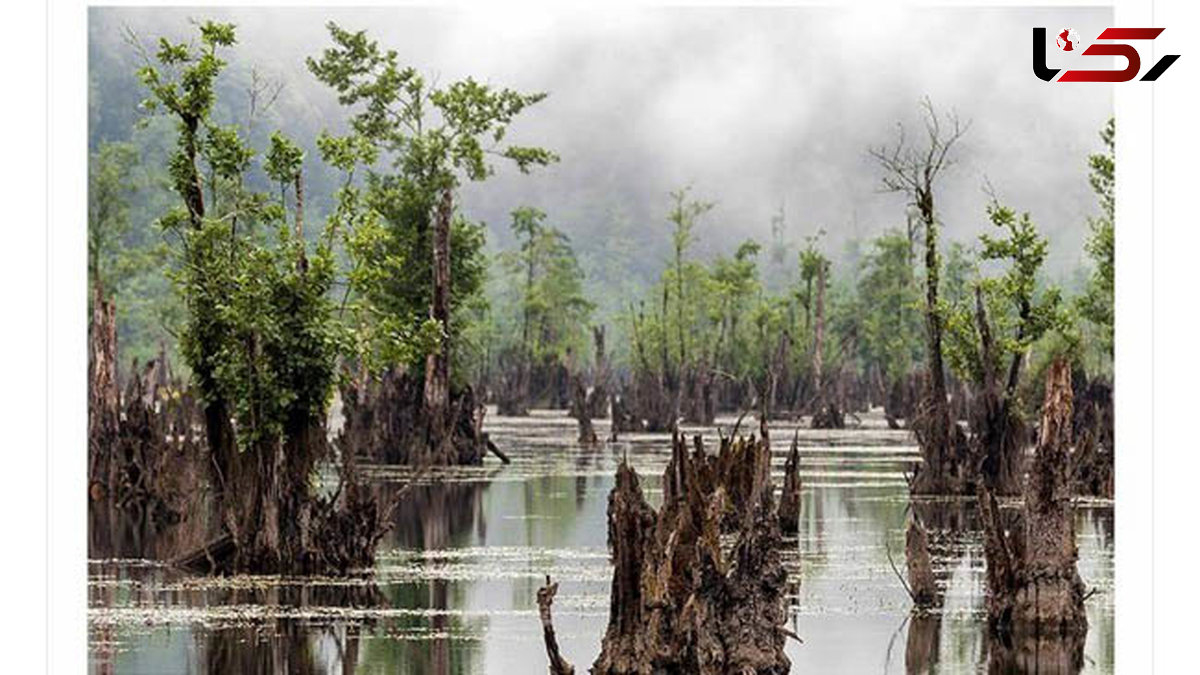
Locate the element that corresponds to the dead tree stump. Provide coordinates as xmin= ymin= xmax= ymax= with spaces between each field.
xmin=569 ymin=375 xmax=598 ymax=444
xmin=906 ymin=512 xmax=941 ymax=610
xmin=979 ymin=358 xmax=1087 ymax=663
xmin=338 ymin=368 xmax=487 ymax=465
xmin=537 ymin=576 xmax=576 ymax=675
xmin=573 ymin=424 xmax=792 ymax=675
xmin=777 ymin=431 xmax=802 ymax=535
xmin=88 ymin=287 xmax=121 ymax=498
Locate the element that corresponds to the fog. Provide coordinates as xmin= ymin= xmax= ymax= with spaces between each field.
xmin=90 ymin=6 xmax=1113 ymax=279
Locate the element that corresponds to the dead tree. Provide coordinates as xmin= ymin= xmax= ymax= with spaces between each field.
xmin=88 ymin=285 xmax=121 ymax=499
xmin=969 ymin=287 xmax=1027 ymax=496
xmin=1071 ymin=372 xmax=1113 ymax=498
xmin=871 ymin=99 xmax=970 ymax=494
xmin=495 ymin=346 xmax=531 ymax=416
xmin=541 ymin=424 xmax=793 ymax=675
xmin=777 ymin=431 xmax=802 ymax=535
xmin=979 ymin=358 xmax=1087 ymax=663
xmin=569 ymin=375 xmax=598 ymax=444
xmin=537 ymin=577 xmax=576 ymax=675
xmin=589 ymin=325 xmax=611 ymax=419
xmin=338 ymin=368 xmax=488 ymax=466
xmin=905 ymin=513 xmax=941 ymax=610
xmin=608 ymin=386 xmax=642 ymax=440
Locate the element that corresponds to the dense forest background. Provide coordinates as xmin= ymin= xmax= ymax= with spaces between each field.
xmin=88 ymin=6 xmax=1113 ymax=378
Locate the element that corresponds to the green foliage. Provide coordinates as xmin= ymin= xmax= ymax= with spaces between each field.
xmin=943 ymin=201 xmax=1068 ymax=387
xmin=89 ymin=141 xmax=143 ymax=294
xmin=308 ymin=23 xmax=557 ymax=378
xmin=140 ymin=22 xmax=341 ymax=451
xmin=797 ymin=231 xmax=830 ymax=326
xmin=856 ymin=230 xmax=922 ymax=383
xmin=1077 ymin=118 xmax=1115 ymax=365
xmin=497 ymin=207 xmax=593 ymax=361
xmin=652 ymin=188 xmax=716 ymax=369
xmin=264 ymin=131 xmax=304 ymax=188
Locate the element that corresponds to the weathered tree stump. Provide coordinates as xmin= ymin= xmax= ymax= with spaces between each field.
xmin=495 ymin=346 xmax=531 ymax=417
xmin=810 ymin=401 xmax=845 ymax=429
xmin=608 ymin=390 xmax=641 ymax=441
xmin=1071 ymin=373 xmax=1113 ymax=498
xmin=569 ymin=375 xmax=598 ymax=445
xmin=537 ymin=576 xmax=576 ymax=675
xmin=979 ymin=358 xmax=1088 ymax=659
xmin=541 ymin=424 xmax=793 ymax=675
xmin=88 ymin=286 xmax=121 ymax=499
xmin=777 ymin=431 xmax=802 ymax=535
xmin=910 ymin=384 xmax=975 ymax=494
xmin=338 ymin=368 xmax=488 ymax=466
xmin=906 ymin=512 xmax=941 ymax=610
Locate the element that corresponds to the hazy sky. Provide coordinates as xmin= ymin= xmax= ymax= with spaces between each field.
xmin=91 ymin=6 xmax=1113 ymax=278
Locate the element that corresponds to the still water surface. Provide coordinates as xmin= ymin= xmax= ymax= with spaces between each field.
xmin=89 ymin=410 xmax=1113 ymax=674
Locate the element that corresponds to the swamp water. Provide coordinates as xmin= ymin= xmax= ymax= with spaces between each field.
xmin=89 ymin=410 xmax=1113 ymax=674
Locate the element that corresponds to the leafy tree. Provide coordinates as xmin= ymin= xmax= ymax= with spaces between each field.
xmin=944 ymin=202 xmax=1065 ymax=388
xmin=941 ymin=199 xmax=1067 ymax=494
xmin=1077 ymin=118 xmax=1114 ymax=364
xmin=308 ymin=22 xmax=556 ymax=446
xmin=797 ymin=231 xmax=830 ymax=334
xmin=88 ymin=142 xmax=140 ymax=296
xmin=856 ymin=231 xmax=922 ymax=389
xmin=136 ymin=21 xmax=343 ymax=569
xmin=499 ymin=206 xmax=594 ymax=363
xmin=871 ymin=99 xmax=969 ymax=493
xmin=666 ymin=186 xmax=714 ymax=372
xmin=709 ymin=239 xmax=763 ymax=380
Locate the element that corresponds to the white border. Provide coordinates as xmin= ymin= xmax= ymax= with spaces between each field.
xmin=1149 ymin=0 xmax=1200 ymax=671
xmin=44 ymin=0 xmax=1183 ymax=672
xmin=5 ymin=0 xmax=49 ymax=672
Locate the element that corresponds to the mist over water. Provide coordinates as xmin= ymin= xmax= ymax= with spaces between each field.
xmin=90 ymin=6 xmax=1112 ymax=281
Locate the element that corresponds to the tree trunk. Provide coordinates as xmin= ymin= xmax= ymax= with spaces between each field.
xmin=424 ymin=188 xmax=453 ymax=457
xmin=537 ymin=577 xmax=576 ymax=675
xmin=906 ymin=513 xmax=940 ymax=609
xmin=979 ymin=358 xmax=1087 ymax=664
xmin=912 ymin=196 xmax=955 ymax=494
xmin=973 ymin=287 xmax=1024 ymax=495
xmin=777 ymin=432 xmax=802 ymax=535
xmin=88 ymin=285 xmax=120 ymax=498
xmin=588 ymin=429 xmax=791 ymax=674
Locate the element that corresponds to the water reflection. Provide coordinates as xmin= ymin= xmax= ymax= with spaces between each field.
xmin=906 ymin=613 xmax=942 ymax=674
xmin=89 ymin=411 xmax=1113 ymax=674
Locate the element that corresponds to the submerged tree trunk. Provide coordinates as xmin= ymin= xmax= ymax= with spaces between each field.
xmin=88 ymin=285 xmax=120 ymax=498
xmin=979 ymin=358 xmax=1087 ymax=665
xmin=910 ymin=195 xmax=960 ymax=494
xmin=906 ymin=613 xmax=943 ymax=675
xmin=973 ymin=287 xmax=1026 ymax=496
xmin=552 ymin=426 xmax=792 ymax=675
xmin=570 ymin=374 xmax=597 ymax=444
xmin=906 ymin=512 xmax=941 ymax=610
xmin=777 ymin=431 xmax=802 ymax=535
xmin=424 ymin=187 xmax=454 ymax=458
xmin=537 ymin=577 xmax=577 ymax=675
